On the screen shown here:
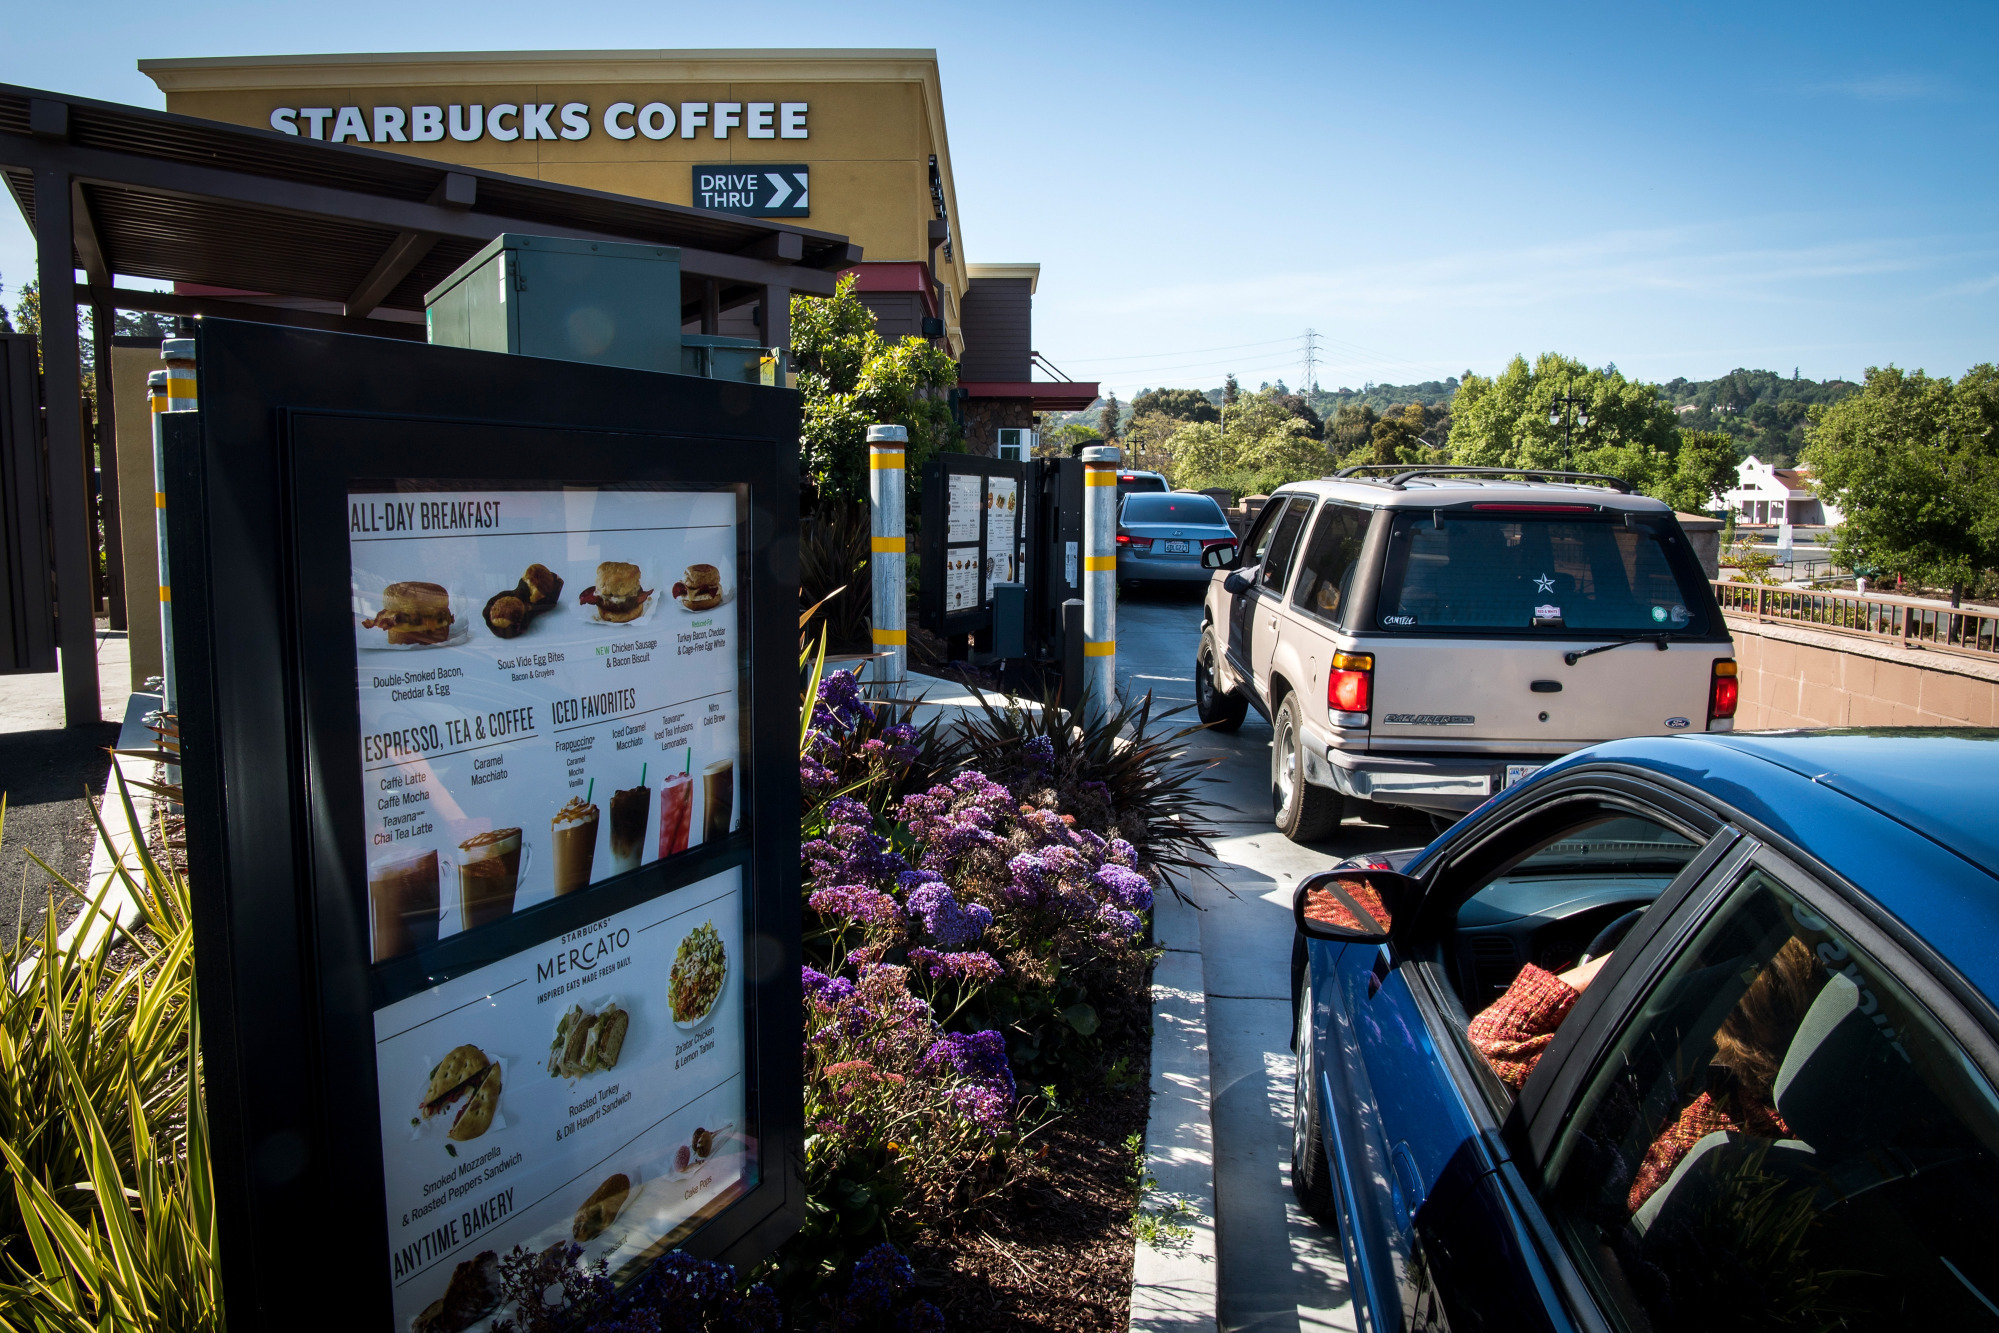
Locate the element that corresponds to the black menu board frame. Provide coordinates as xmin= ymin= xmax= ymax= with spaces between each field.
xmin=918 ymin=451 xmax=1027 ymax=637
xmin=163 ymin=321 xmax=802 ymax=1333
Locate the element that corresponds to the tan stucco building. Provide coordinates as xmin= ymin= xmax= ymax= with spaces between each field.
xmin=138 ymin=49 xmax=1097 ymax=443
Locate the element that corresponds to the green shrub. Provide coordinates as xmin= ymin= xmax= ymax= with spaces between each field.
xmin=0 ymin=776 xmax=221 ymax=1332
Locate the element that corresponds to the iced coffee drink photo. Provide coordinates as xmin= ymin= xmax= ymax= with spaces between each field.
xmin=368 ymin=848 xmax=441 ymax=962
xmin=701 ymin=759 xmax=735 ymax=845
xmin=608 ymin=784 xmax=649 ymax=875
xmin=552 ymin=796 xmax=600 ymax=895
xmin=457 ymin=828 xmax=527 ymax=930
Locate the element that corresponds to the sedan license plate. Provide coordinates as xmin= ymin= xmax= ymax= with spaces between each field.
xmin=1504 ymin=763 xmax=1543 ymax=789
xmin=1162 ymin=540 xmax=1190 ymax=553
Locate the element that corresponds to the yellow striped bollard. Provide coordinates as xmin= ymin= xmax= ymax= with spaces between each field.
xmin=1080 ymin=444 xmax=1121 ymax=729
xmin=867 ymin=424 xmax=908 ymax=690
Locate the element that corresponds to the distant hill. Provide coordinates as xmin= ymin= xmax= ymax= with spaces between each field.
xmin=1658 ymin=368 xmax=1857 ymax=467
xmin=1044 ymin=368 xmax=1858 ymax=468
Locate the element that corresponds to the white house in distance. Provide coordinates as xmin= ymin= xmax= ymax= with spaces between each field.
xmin=1723 ymin=456 xmax=1843 ymax=527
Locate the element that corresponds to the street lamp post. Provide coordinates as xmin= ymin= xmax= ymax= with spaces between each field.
xmin=1548 ymin=388 xmax=1591 ymax=470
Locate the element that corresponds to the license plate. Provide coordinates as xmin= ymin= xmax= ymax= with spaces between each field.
xmin=1504 ymin=763 xmax=1543 ymax=789
xmin=1163 ymin=540 xmax=1190 ymax=553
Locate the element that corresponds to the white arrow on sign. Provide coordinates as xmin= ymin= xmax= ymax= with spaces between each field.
xmin=794 ymin=171 xmax=808 ymax=208
xmin=764 ymin=173 xmax=793 ymax=210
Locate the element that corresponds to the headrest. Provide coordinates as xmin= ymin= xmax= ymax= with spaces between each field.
xmin=1772 ymin=971 xmax=1925 ymax=1152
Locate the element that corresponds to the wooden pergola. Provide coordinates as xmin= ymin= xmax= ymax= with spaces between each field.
xmin=1 ymin=82 xmax=857 ymax=725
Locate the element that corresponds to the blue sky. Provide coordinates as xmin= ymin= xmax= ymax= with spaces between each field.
xmin=3 ymin=0 xmax=1994 ymax=397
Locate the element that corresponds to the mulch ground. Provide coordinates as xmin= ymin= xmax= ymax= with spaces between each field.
xmin=906 ymin=1017 xmax=1153 ymax=1330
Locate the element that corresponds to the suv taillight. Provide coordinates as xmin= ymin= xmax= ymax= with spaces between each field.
xmin=1709 ymin=659 xmax=1739 ymax=724
xmin=1329 ymin=652 xmax=1373 ymax=724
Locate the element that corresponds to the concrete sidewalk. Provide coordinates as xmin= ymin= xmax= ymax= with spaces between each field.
xmin=1115 ymin=589 xmax=1408 ymax=1333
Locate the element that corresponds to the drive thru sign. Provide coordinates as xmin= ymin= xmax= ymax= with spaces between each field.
xmin=693 ymin=165 xmax=810 ymax=217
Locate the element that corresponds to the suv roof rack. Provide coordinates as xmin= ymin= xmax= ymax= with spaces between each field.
xmin=1328 ymin=464 xmax=1634 ymax=494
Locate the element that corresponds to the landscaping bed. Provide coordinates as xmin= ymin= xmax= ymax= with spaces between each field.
xmin=0 ymin=667 xmax=1209 ymax=1331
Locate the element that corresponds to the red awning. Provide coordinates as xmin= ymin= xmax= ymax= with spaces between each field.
xmin=960 ymin=380 xmax=1100 ymax=411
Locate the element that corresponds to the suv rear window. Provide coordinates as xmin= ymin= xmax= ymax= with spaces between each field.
xmin=1376 ymin=511 xmax=1710 ymax=634
xmin=1121 ymin=494 xmax=1227 ymax=525
xmin=1116 ymin=473 xmax=1169 ymax=501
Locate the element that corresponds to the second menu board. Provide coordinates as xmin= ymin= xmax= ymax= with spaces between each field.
xmin=350 ymin=485 xmax=743 ymax=963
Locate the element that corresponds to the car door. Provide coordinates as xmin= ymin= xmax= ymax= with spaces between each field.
xmin=1225 ymin=497 xmax=1292 ymax=681
xmin=1515 ymin=838 xmax=1999 ymax=1333
xmin=1251 ymin=497 xmax=1315 ymax=688
xmin=1309 ymin=773 xmax=1730 ymax=1331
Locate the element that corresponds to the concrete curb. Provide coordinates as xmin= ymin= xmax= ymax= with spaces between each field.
xmin=1128 ymin=885 xmax=1218 ymax=1332
xmin=36 ymin=692 xmax=162 ymax=971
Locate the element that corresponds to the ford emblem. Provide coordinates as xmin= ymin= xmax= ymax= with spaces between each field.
xmin=1665 ymin=717 xmax=1690 ymax=729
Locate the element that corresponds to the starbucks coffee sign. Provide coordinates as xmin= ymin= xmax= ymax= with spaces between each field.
xmin=268 ymin=100 xmax=810 ymax=144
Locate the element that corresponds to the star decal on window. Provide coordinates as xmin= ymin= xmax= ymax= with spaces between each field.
xmin=1534 ymin=574 xmax=1556 ymax=594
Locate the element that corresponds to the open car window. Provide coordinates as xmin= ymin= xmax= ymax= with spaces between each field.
xmin=1454 ymin=815 xmax=1703 ymax=1012
xmin=1541 ymin=864 xmax=1999 ymax=1331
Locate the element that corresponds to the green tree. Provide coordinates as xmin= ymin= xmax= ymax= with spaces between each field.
xmin=1449 ymin=354 xmax=1679 ymax=487
xmin=1040 ymin=421 xmax=1101 ymax=457
xmin=1171 ymin=387 xmax=1327 ymax=496
xmin=1123 ymin=410 xmax=1181 ymax=478
xmin=1099 ymin=392 xmax=1122 ymax=444
xmin=1129 ymin=387 xmax=1218 ymax=424
xmin=1803 ymin=364 xmax=1999 ymax=604
xmin=791 ymin=276 xmax=959 ymax=505
xmin=1222 ymin=373 xmax=1240 ymax=407
xmin=1655 ymin=429 xmax=1738 ymax=515
xmin=1365 ymin=403 xmax=1440 ymax=467
xmin=1328 ymin=403 xmax=1378 ymax=461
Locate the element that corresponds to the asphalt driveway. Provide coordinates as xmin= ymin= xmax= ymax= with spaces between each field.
xmin=1116 ymin=583 xmax=1414 ymax=1333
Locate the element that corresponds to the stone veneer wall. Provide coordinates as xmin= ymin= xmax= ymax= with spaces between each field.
xmin=1727 ymin=614 xmax=1999 ymax=729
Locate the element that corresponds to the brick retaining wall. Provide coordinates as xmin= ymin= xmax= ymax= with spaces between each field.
xmin=1726 ymin=614 xmax=1999 ymax=729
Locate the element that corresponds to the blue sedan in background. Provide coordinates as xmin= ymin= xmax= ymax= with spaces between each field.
xmin=1290 ymin=728 xmax=1999 ymax=1332
xmin=1115 ymin=491 xmax=1236 ymax=588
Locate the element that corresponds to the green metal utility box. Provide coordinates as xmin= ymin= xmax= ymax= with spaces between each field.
xmin=682 ymin=334 xmax=778 ymax=385
xmin=424 ymin=234 xmax=681 ymax=374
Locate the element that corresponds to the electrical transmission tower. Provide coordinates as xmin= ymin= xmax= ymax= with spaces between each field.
xmin=1302 ymin=328 xmax=1320 ymax=395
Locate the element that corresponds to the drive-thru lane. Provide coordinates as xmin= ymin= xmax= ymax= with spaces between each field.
xmin=1117 ymin=586 xmax=1410 ymax=1333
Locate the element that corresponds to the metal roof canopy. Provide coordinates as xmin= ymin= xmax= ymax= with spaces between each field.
xmin=1 ymin=81 xmax=860 ymax=725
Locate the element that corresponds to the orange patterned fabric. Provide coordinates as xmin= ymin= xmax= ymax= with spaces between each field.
xmin=1625 ymin=1091 xmax=1790 ymax=1214
xmin=1467 ymin=964 xmax=1580 ymax=1092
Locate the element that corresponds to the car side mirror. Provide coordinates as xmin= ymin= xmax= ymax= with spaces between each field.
xmin=1222 ymin=570 xmax=1254 ymax=595
xmin=1293 ymin=870 xmax=1420 ymax=942
xmin=1201 ymin=543 xmax=1238 ymax=570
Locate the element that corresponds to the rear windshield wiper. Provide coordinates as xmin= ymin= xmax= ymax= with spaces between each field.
xmin=1564 ymin=633 xmax=1670 ymax=666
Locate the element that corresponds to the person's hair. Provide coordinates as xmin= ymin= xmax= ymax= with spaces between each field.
xmin=1711 ymin=936 xmax=1823 ymax=1105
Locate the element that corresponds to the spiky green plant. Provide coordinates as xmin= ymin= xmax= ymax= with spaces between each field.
xmin=935 ymin=684 xmax=1221 ymax=897
xmin=0 ymin=771 xmax=222 ymax=1332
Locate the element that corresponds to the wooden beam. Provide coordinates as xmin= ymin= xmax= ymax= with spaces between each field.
xmin=90 ymin=298 xmax=124 ymax=632
xmin=0 ymin=132 xmax=841 ymax=298
xmin=739 ymin=231 xmax=803 ymax=264
xmin=34 ymin=165 xmax=100 ymax=725
xmin=70 ymin=180 xmax=112 ymax=290
xmin=83 ymin=284 xmax=426 ymax=340
xmin=344 ymin=230 xmax=438 ymax=317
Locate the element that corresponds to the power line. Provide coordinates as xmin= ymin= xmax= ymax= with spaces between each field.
xmin=1045 ymin=333 xmax=1307 ymax=364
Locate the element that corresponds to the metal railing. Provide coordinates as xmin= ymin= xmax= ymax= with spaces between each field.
xmin=1713 ymin=580 xmax=1999 ymax=662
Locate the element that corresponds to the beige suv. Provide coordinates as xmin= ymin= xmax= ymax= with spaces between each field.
xmin=1194 ymin=468 xmax=1738 ymax=841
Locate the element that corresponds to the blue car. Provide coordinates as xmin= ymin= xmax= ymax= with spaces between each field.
xmin=1290 ymin=728 xmax=1999 ymax=1332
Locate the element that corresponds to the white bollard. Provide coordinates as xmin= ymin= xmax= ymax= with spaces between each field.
xmin=1080 ymin=444 xmax=1120 ymax=730
xmin=867 ymin=424 xmax=908 ymax=691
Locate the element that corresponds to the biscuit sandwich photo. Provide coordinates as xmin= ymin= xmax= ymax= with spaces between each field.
xmin=362 ymin=581 xmax=455 ymax=645
xmin=579 ymin=561 xmax=653 ymax=623
xmin=672 ymin=563 xmax=725 ymax=611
